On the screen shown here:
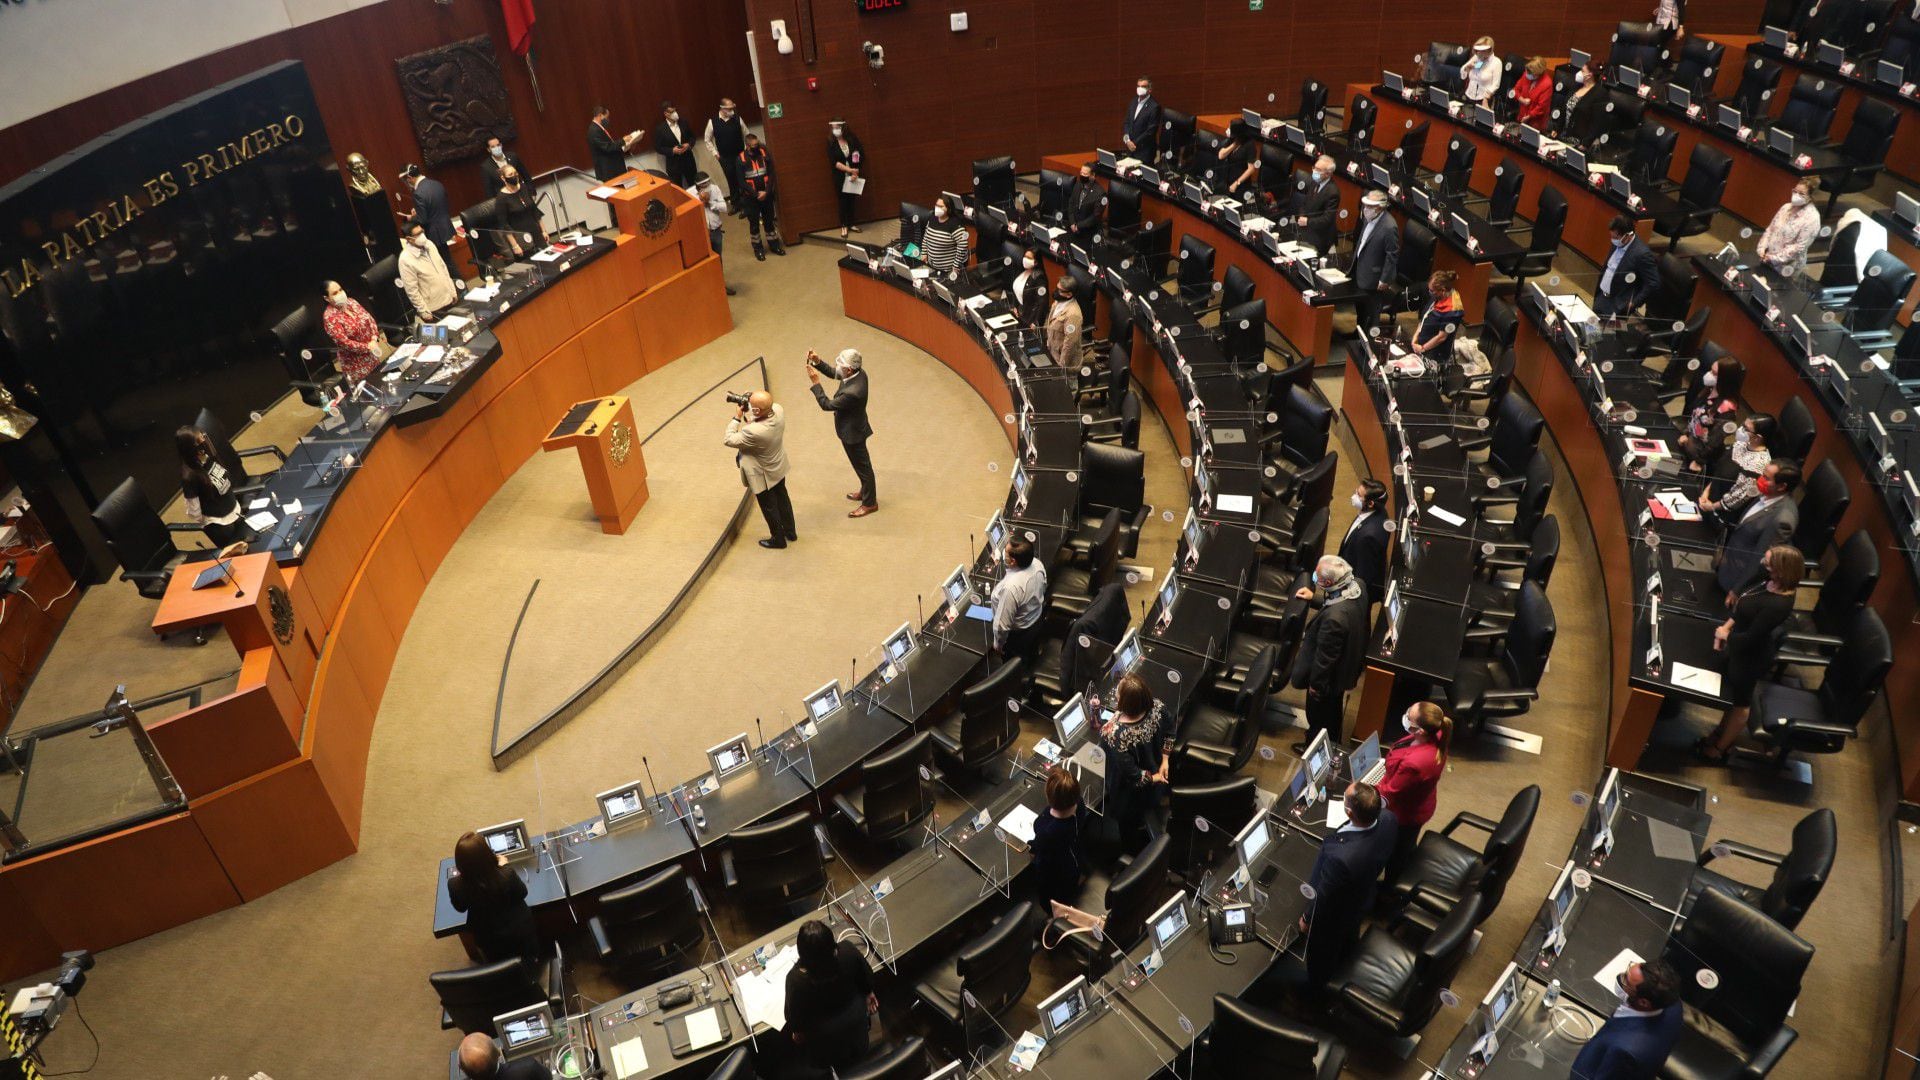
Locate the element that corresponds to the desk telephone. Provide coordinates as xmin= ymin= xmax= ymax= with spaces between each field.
xmin=1208 ymin=902 xmax=1255 ymax=946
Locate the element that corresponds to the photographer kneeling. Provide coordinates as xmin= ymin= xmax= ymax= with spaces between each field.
xmin=725 ymin=390 xmax=796 ymax=549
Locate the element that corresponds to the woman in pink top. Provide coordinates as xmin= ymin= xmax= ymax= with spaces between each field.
xmin=1379 ymin=701 xmax=1451 ymax=880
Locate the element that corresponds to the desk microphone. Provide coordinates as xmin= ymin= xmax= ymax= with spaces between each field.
xmin=850 ymin=657 xmax=857 ymax=696
xmin=916 ymin=593 xmax=925 ymax=631
xmin=968 ymin=533 xmax=976 ymax=568
xmin=754 ymin=716 xmax=766 ymax=756
xmin=209 ymin=541 xmax=247 ymax=598
xmin=642 ymin=755 xmax=663 ymax=811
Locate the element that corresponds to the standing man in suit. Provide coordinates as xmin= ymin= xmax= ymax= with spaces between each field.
xmin=1717 ymin=461 xmax=1801 ymax=595
xmin=726 ymin=391 xmax=796 ymax=549
xmin=1570 ymin=960 xmax=1684 ymax=1079
xmin=588 ymin=105 xmax=640 ymax=181
xmin=1291 ymin=155 xmax=1341 ymax=255
xmin=1297 ymin=782 xmax=1399 ymax=987
xmin=1066 ymin=161 xmax=1106 ymax=242
xmin=1291 ymin=555 xmax=1369 ymax=753
xmin=457 ymin=1031 xmax=551 ymax=1079
xmin=806 ymin=348 xmax=876 ymax=516
xmin=654 ymin=101 xmax=698 ymax=187
xmin=477 ymin=132 xmax=526 ymax=194
xmin=1339 ymin=480 xmax=1391 ymax=606
xmin=398 ymin=164 xmax=455 ymax=270
xmin=1594 ymin=214 xmax=1660 ymax=317
xmin=1124 ymin=77 xmax=1161 ymax=163
xmin=1349 ymin=190 xmax=1401 ymax=336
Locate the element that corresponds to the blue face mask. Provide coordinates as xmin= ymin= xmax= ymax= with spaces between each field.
xmin=1613 ymin=235 xmax=1630 ymax=249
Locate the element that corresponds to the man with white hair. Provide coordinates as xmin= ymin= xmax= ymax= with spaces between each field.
xmin=1290 ymin=153 xmax=1341 ymax=255
xmin=1289 ymin=553 xmax=1369 ymax=752
xmin=806 ymin=348 xmax=876 ymax=516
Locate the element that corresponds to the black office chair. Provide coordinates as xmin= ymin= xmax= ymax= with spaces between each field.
xmin=913 ymin=902 xmax=1037 ymax=1056
xmin=1655 ymin=143 xmax=1732 ymax=249
xmin=1810 ymin=530 xmax=1878 ymax=636
xmin=1257 ymin=459 xmax=1335 ymax=560
xmin=1463 ymin=158 xmax=1525 ymax=228
xmin=836 ymin=1038 xmax=928 ymax=1080
xmin=1217 ymin=299 xmax=1269 ymax=368
xmin=898 ymin=202 xmax=932 ymax=250
xmin=1792 ymin=458 xmax=1850 ymax=569
xmin=464 ymin=197 xmax=504 ymax=265
xmin=1438 ymin=137 xmax=1476 ymax=195
xmin=1424 ymin=41 xmax=1471 ymax=95
xmin=1050 ymin=510 xmax=1122 ymax=622
xmin=1161 ymin=109 xmax=1198 ymax=171
xmin=1744 ymin=607 xmax=1890 ymax=772
xmin=1469 ymin=514 xmax=1558 ymax=619
xmin=1172 ymin=645 xmax=1279 ymax=781
xmin=1107 ymin=183 xmax=1143 ymax=235
xmin=1045 ymin=834 xmax=1171 ymax=974
xmin=1491 ymin=186 xmax=1564 ymax=295
xmin=1626 ymin=122 xmax=1680 ymax=188
xmin=1776 ymin=72 xmax=1844 ymax=145
xmin=1460 ymin=391 xmax=1545 ymax=482
xmin=703 ymin=1047 xmax=752 ymax=1080
xmin=1495 ymin=53 xmax=1526 ymax=121
xmin=1607 ymin=21 xmax=1663 ymax=72
xmin=1684 ymin=808 xmax=1835 ymax=932
xmin=834 ymin=732 xmax=937 ymax=846
xmin=1844 ymin=250 xmax=1917 ymax=348
xmin=193 ymin=408 xmax=284 ymax=500
xmin=1174 ymin=234 xmax=1219 ymax=310
xmin=1295 ymin=78 xmax=1331 ymax=134
xmin=1329 ymin=894 xmax=1484 ymax=1049
xmin=1443 ymin=581 xmax=1554 ymax=734
xmin=1671 ymin=35 xmax=1726 ymax=96
xmin=90 ymin=477 xmax=213 ymax=623
xmin=1037 ymin=168 xmax=1074 ymax=221
xmin=1392 ymin=121 xmax=1431 ymax=180
xmin=1165 ymin=776 xmax=1258 ymax=878
xmin=1478 ymin=297 xmax=1521 ymax=358
xmin=720 ymin=811 xmax=830 ymax=914
xmin=933 ymin=659 xmax=1024 ymax=773
xmin=1599 ymin=91 xmax=1647 ymax=150
xmin=1775 ymin=394 xmax=1816 ymax=463
xmin=1072 ymin=442 xmax=1150 ymax=559
xmin=971 ymin=156 xmax=1016 ymax=209
xmin=1887 ymin=16 xmax=1920 ymax=83
xmin=359 ymin=254 xmax=407 ymax=338
xmin=1394 ymin=220 xmax=1438 ymax=300
xmin=266 ymin=305 xmax=331 ymax=403
xmin=1200 ymin=993 xmax=1346 ymax=1080
xmin=587 ymin=866 xmax=706 ymax=982
xmin=1030 ymin=582 xmax=1129 ymax=710
xmin=1331 ymin=93 xmax=1377 ymax=153
xmin=1819 ymin=97 xmax=1899 ymax=214
xmin=1817 ymin=219 xmax=1865 ymax=303
xmin=430 ymin=948 xmax=565 ymax=1036
xmin=1729 ymin=56 xmax=1784 ymax=122
xmin=1390 ymin=785 xmax=1540 ymax=936
xmin=1084 ymin=392 xmax=1141 ymax=451
xmin=1659 ymin=889 xmax=1811 ymax=1079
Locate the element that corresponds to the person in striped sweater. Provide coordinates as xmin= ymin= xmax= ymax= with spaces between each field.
xmin=920 ymin=195 xmax=970 ymax=278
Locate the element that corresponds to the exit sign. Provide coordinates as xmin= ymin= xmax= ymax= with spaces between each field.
xmin=856 ymin=0 xmax=906 ymax=11
xmin=1250 ymin=0 xmax=1264 ymax=8
xmin=767 ymin=102 xmax=784 ymax=119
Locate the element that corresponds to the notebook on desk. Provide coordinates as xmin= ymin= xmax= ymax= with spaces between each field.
xmin=665 ymin=1005 xmax=730 ymax=1057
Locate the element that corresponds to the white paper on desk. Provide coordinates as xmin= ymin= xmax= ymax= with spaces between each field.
xmin=962 ymin=294 xmax=994 ymax=311
xmin=842 ymin=176 xmax=867 ymax=195
xmin=987 ymin=314 xmax=1020 ymax=330
xmin=1315 ymin=267 xmax=1350 ymax=284
xmin=416 ymin=345 xmax=446 ymax=365
xmin=439 ymin=315 xmax=472 ymax=332
xmin=1115 ymin=156 xmax=1143 ymax=172
xmin=588 ymin=185 xmax=619 ymax=199
xmin=610 ymin=1037 xmax=649 ymax=1078
xmin=392 ymin=343 xmax=422 ymax=363
xmin=1326 ymin=798 xmax=1350 ymax=829
xmin=1593 ymin=948 xmax=1643 ymax=996
xmin=531 ymin=249 xmax=564 ymax=263
xmin=1427 ymin=504 xmax=1468 ymax=527
xmin=734 ymin=944 xmax=799 ymax=1030
xmin=1670 ymin=662 xmax=1722 ymax=696
xmin=281 ymin=499 xmax=304 ymax=515
xmin=244 ymin=510 xmax=278 ymax=531
xmin=248 ymin=497 xmax=271 ymax=511
xmin=683 ymin=1005 xmax=726 ymax=1050
xmin=463 ymin=286 xmax=498 ymax=303
xmin=998 ymin=804 xmax=1040 ymax=845
xmin=1216 ymin=493 xmax=1255 ymax=515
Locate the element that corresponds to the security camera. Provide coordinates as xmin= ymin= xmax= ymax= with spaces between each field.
xmin=862 ymin=41 xmax=885 ymax=69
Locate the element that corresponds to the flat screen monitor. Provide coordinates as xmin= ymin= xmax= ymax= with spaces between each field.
xmin=1880 ymin=59 xmax=1906 ymax=87
xmin=1717 ymin=103 xmax=1742 ymax=131
xmin=1620 ymin=66 xmax=1642 ymax=89
xmin=1450 ymin=211 xmax=1472 ymax=241
xmin=1148 ymin=892 xmax=1192 ymax=951
xmin=1181 ymin=508 xmax=1204 ymax=569
xmin=1409 ymin=187 xmax=1432 ymax=216
xmin=1111 ymin=629 xmax=1141 ymax=675
xmin=1301 ymin=727 xmax=1331 ymax=786
xmin=1241 ymin=107 xmax=1264 ymax=128
xmin=707 ymin=734 xmax=753 ymax=780
xmin=1196 ymin=461 xmax=1214 ymax=513
xmin=1816 ymin=40 xmax=1845 ymax=68
xmin=1283 ymin=123 xmax=1308 ymax=149
xmin=803 ymin=679 xmax=844 ymax=724
xmin=1153 ymin=577 xmax=1178 ymax=633
xmin=1894 ymin=190 xmax=1920 ymax=229
xmin=1519 ymin=123 xmax=1542 ymax=150
xmin=986 ymin=510 xmax=1007 ymax=556
xmin=1054 ymin=693 xmax=1090 ymax=752
xmin=1668 ymin=85 xmax=1692 ymax=110
xmin=1428 ymin=86 xmax=1451 ymax=110
xmin=1350 ymin=731 xmax=1382 ymax=780
xmin=1563 ymin=147 xmax=1587 ymax=174
xmin=477 ymin=818 xmax=530 ymax=861
xmin=942 ymin=565 xmax=972 ymax=610
xmin=884 ymin=622 xmax=917 ymax=664
xmin=1483 ymin=961 xmax=1522 ymax=1035
xmin=1096 ymin=147 xmax=1118 ymax=169
xmin=1474 ymin=103 xmax=1498 ymax=128
xmin=1570 ymin=49 xmax=1591 ymax=70
xmin=1039 ymin=976 xmax=1093 ymax=1040
xmin=1767 ymin=127 xmax=1795 ymax=155
xmin=596 ymin=783 xmax=648 ymax=829
xmin=1012 ymin=463 xmax=1030 ymax=513
xmin=495 ymin=1002 xmax=557 ymax=1060
xmin=1762 ymin=26 xmax=1789 ymax=50
xmin=1384 ymin=71 xmax=1405 ymax=94
xmin=1547 ymin=861 xmax=1576 ymax=930
xmin=1235 ymin=813 xmax=1272 ymax=868
xmin=1607 ymin=172 xmax=1632 ymax=199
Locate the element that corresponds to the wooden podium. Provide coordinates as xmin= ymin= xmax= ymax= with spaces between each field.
xmin=151 ymin=552 xmax=315 ymax=706
xmin=542 ymin=396 xmax=649 ymax=534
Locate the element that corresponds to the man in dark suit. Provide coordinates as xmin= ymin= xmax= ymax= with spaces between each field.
xmin=653 ymin=101 xmax=698 ymax=187
xmin=1066 ymin=161 xmax=1106 ymax=241
xmin=1349 ymin=190 xmax=1401 ymax=336
xmin=1298 ymin=782 xmax=1399 ymax=987
xmin=458 ymin=1031 xmax=551 ymax=1079
xmin=1717 ymin=461 xmax=1801 ymax=595
xmin=807 ymin=348 xmax=876 ymax=515
xmin=1569 ymin=959 xmax=1684 ymax=1079
xmin=587 ymin=105 xmax=639 ymax=181
xmin=1338 ymin=480 xmax=1391 ymax=606
xmin=1594 ymin=214 xmax=1660 ymax=317
xmin=477 ymin=132 xmax=526 ymax=194
xmin=1290 ymin=154 xmax=1341 ymax=255
xmin=1123 ymin=76 xmax=1161 ymax=162
xmin=1290 ymin=554 xmax=1369 ymax=753
xmin=398 ymin=164 xmax=455 ymax=270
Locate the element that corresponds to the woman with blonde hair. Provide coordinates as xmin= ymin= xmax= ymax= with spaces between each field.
xmin=1696 ymin=545 xmax=1804 ymax=763
xmin=1380 ymin=701 xmax=1452 ymax=878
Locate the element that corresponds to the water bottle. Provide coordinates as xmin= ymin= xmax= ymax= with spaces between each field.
xmin=692 ymin=804 xmax=707 ymax=830
xmin=1543 ymin=978 xmax=1562 ymax=1008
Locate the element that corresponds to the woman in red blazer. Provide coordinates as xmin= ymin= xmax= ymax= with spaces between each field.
xmin=1512 ymin=58 xmax=1552 ymax=130
xmin=1380 ymin=701 xmax=1452 ymax=880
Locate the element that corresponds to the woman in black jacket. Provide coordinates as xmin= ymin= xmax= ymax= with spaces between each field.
xmin=1097 ymin=673 xmax=1171 ymax=853
xmin=1008 ymin=247 xmax=1051 ymax=329
xmin=1696 ymin=545 xmax=1804 ymax=763
xmin=828 ymin=119 xmax=866 ymax=239
xmin=782 ymin=920 xmax=875 ymax=1078
xmin=1030 ymin=766 xmax=1087 ymax=907
xmin=446 ymin=831 xmax=540 ymax=969
xmin=175 ymin=426 xmax=250 ymax=547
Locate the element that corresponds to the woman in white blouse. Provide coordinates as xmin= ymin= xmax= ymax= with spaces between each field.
xmin=1463 ymin=38 xmax=1503 ymax=103
xmin=1755 ymin=178 xmax=1822 ymax=278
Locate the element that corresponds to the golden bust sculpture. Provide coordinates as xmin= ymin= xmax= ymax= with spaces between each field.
xmin=0 ymin=383 xmax=39 ymax=442
xmin=345 ymin=153 xmax=382 ymax=197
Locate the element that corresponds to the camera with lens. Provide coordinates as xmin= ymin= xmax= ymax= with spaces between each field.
xmin=724 ymin=391 xmax=752 ymax=408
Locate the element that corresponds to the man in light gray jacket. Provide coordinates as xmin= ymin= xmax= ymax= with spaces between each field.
xmin=726 ymin=391 xmax=795 ymax=549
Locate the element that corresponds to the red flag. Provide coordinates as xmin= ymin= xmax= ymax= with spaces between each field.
xmin=502 ymin=0 xmax=536 ymax=57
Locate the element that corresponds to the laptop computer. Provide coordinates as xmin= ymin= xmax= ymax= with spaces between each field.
xmin=1349 ymin=731 xmax=1386 ymax=784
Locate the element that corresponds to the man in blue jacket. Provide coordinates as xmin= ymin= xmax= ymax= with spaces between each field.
xmin=1594 ymin=214 xmax=1660 ymax=317
xmin=398 ymin=164 xmax=456 ymax=271
xmin=1572 ymin=959 xmax=1684 ymax=1079
xmin=1298 ymin=781 xmax=1398 ymax=986
xmin=1124 ymin=77 xmax=1161 ymax=163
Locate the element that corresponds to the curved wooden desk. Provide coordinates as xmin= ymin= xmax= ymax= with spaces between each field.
xmin=0 ymin=173 xmax=732 ymax=981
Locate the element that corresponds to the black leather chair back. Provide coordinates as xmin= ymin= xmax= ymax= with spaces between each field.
xmin=1486 ymin=160 xmax=1525 ymax=226
xmin=1665 ymin=887 xmax=1813 ymax=1046
xmin=1208 ymin=993 xmax=1334 ymax=1078
xmin=1081 ymin=442 xmax=1146 ymax=519
xmin=1607 ymin=22 xmax=1662 ymax=71
xmin=1283 ymin=505 xmax=1330 ymax=574
xmin=971 ymin=156 xmax=1016 ymax=209
xmin=1472 ymin=785 xmax=1541 ymax=921
xmin=1440 ymin=137 xmax=1476 ymax=194
xmin=1732 ymin=58 xmax=1784 ymax=119
xmin=1393 ymin=122 xmax=1430 ymax=177
xmin=1779 ymin=73 xmax=1843 ymax=142
xmin=1082 ymin=510 xmax=1124 ymax=593
xmin=1820 ymin=607 xmax=1891 ymax=728
xmin=1104 ymin=343 xmax=1132 ymax=404
xmin=1177 ymin=234 xmax=1217 ymax=305
xmin=1276 ymin=386 xmax=1332 ymax=469
xmin=1299 ymin=78 xmax=1330 ymax=133
xmin=1286 ymin=451 xmax=1339 ymax=516
xmin=1601 ymin=91 xmax=1645 ymax=147
xmin=861 ymin=732 xmax=936 ymax=839
xmin=1488 ymin=393 xmax=1545 ymax=479
xmin=91 ymin=477 xmax=177 ymax=583
xmin=1840 ymin=97 xmax=1900 ymax=167
xmin=1849 ymin=249 xmax=1916 ymax=334
xmin=1762 ymin=808 xmax=1836 ymax=930
xmin=1648 ymin=253 xmax=1699 ymax=324
xmin=1497 ymin=54 xmax=1526 ymax=118
xmin=1038 ymin=169 xmax=1073 ymax=220
xmin=1426 ymin=42 xmax=1471 ymax=93
xmin=1506 ymin=582 xmax=1555 ymax=688
xmin=1673 ymin=36 xmax=1726 ymax=95
xmin=1110 ymin=392 xmax=1142 ymax=450
xmin=1398 ymin=220 xmax=1437 ymax=289
xmin=1100 ymin=834 xmax=1171 ymax=950
xmin=1067 ymin=264 xmax=1098 ymax=324
xmin=1678 ymin=144 xmax=1733 ymax=214
xmin=1107 ymin=183 xmax=1142 ymax=232
xmin=1819 ymin=221 xmax=1862 ymax=291
xmin=898 ymin=202 xmax=931 ymax=250
xmin=1480 ymin=298 xmax=1519 ymax=356
xmin=1405 ymin=893 xmax=1484 ymax=1030
xmin=599 ymin=866 xmax=702 ymax=970
xmin=957 ymin=902 xmax=1038 ymax=1030
xmin=1063 ymin=583 xmax=1131 ymax=693
xmin=1793 ymin=459 xmax=1849 ymax=562
xmin=1776 ymin=394 xmax=1816 ymax=461
xmin=1345 ymin=94 xmax=1378 ymax=150
xmin=1220 ymin=299 xmax=1267 ymax=367
xmin=1161 ymin=109 xmax=1198 ymax=166
xmin=1629 ymin=122 xmax=1679 ymax=187
xmin=1168 ymin=776 xmax=1257 ymax=874
xmin=836 ymin=1037 xmax=928 ymax=1080
xmin=1529 ymin=187 xmax=1567 ymax=256
xmin=429 ymin=958 xmax=544 ymax=1035
xmin=1221 ymin=265 xmax=1256 ymax=312
xmin=1888 ymin=16 xmax=1920 ymax=79
xmin=729 ymin=811 xmax=826 ymax=905
xmin=1233 ymin=646 xmax=1281 ymax=757
xmin=704 ymin=1046 xmax=752 ymax=1080
xmin=1509 ymin=449 xmax=1555 ymax=544
xmin=958 ymin=659 xmax=1024 ymax=763
xmin=1524 ymin=515 xmax=1560 ymax=589
xmin=268 ymin=303 xmax=324 ymax=381
xmin=1814 ymin=530 xmax=1879 ymax=634
xmin=359 ymin=254 xmax=406 ymax=332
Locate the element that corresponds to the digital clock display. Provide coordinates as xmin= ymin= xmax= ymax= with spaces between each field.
xmin=856 ymin=0 xmax=906 ymax=11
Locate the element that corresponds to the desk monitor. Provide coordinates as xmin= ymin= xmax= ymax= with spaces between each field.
xmin=1816 ymin=40 xmax=1845 ymax=68
xmin=1283 ymin=765 xmax=1310 ymax=806
xmin=1012 ymin=463 xmax=1031 ymax=515
xmin=1240 ymin=107 xmax=1264 ymax=128
xmin=1750 ymin=273 xmax=1774 ymax=310
xmin=1369 ymin=162 xmax=1393 ymax=188
xmin=1620 ymin=66 xmax=1642 ymax=90
xmin=1762 ymin=25 xmax=1789 ymax=50
xmin=1449 ymin=211 xmax=1472 ymax=242
xmin=986 ymin=510 xmax=1008 ymax=557
xmin=1894 ymin=190 xmax=1920 ymax=229
xmin=1607 ymin=172 xmax=1632 ymax=199
xmin=1039 ymin=976 xmax=1094 ymax=1040
xmin=1235 ymin=812 xmax=1273 ymax=868
xmin=1183 ymin=178 xmax=1208 ymax=203
xmin=923 ymin=1065 xmax=964 ymax=1080
xmin=478 ymin=818 xmax=531 ymax=861
xmin=1196 ymin=461 xmax=1214 ymax=514
xmin=596 ymin=783 xmax=648 ymax=830
xmin=1767 ymin=127 xmax=1795 ymax=156
xmin=1283 ymin=123 xmax=1308 ymax=149
xmin=884 ymin=622 xmax=917 ymax=666
xmin=1590 ymin=768 xmax=1621 ymax=850
xmin=1716 ymin=103 xmax=1742 ymax=131
xmin=1111 ymin=628 xmax=1142 ymax=676
xmin=1570 ymin=48 xmax=1592 ymax=70
xmin=1563 ymin=147 xmax=1587 ymax=174
xmin=1668 ymin=85 xmax=1692 ymax=110
xmin=1384 ymin=71 xmax=1406 ymax=94
xmin=1546 ymin=861 xmax=1576 ymax=936
xmin=495 ymin=1001 xmax=557 ymax=1060
xmin=707 ymin=734 xmax=753 ymax=780
xmin=845 ymin=243 xmax=871 ymax=266
xmin=1409 ymin=187 xmax=1432 ymax=217
xmin=1148 ymin=892 xmax=1192 ymax=951
xmin=1096 ymin=147 xmax=1118 ymax=169
xmin=1474 ymin=103 xmax=1498 ymax=129
xmin=803 ymin=679 xmax=844 ymax=724
xmin=1181 ymin=508 xmax=1205 ymax=570
xmin=1519 ymin=123 xmax=1543 ymax=151
xmin=1880 ymin=59 xmax=1906 ymax=87
xmin=1382 ymin=579 xmax=1404 ymax=646
xmin=1302 ymin=728 xmax=1332 ymax=789
xmin=1054 ymin=693 xmax=1091 ymax=753
xmin=942 ymin=565 xmax=973 ymax=612
xmin=1428 ymin=86 xmax=1451 ymax=110
xmin=1484 ymin=960 xmax=1522 ymax=1021
xmin=1350 ymin=731 xmax=1383 ymax=781
xmin=1153 ymin=576 xmax=1179 ymax=634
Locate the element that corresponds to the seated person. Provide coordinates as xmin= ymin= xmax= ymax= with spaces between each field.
xmin=459 ymin=1032 xmax=550 ymax=1080
xmin=1696 ymin=412 xmax=1773 ymax=521
xmin=1674 ymin=355 xmax=1745 ymax=470
xmin=782 ymin=920 xmax=876 ymax=1078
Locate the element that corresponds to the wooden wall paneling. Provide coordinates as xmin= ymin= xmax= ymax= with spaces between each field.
xmin=394 ymin=465 xmax=461 ymax=587
xmin=481 ymin=379 xmax=546 ymax=480
xmin=360 ymin=514 xmax=429 ymax=651
xmin=587 ymin=306 xmax=650 ymax=390
xmin=303 ymin=643 xmax=375 ymax=840
xmin=439 ymin=419 xmax=508 ymax=528
xmin=531 ymin=339 xmax=597 ymax=427
xmin=4 ymin=813 xmax=239 ymax=954
xmin=630 ymin=261 xmax=733 ymax=374
xmin=0 ymin=872 xmax=59 ymax=982
xmin=146 ymin=649 xmax=302 ymax=800
xmin=192 ymin=757 xmax=355 ymax=900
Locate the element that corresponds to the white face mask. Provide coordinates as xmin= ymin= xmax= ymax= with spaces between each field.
xmin=1023 ymin=259 xmax=1036 ymax=270
xmin=1702 ymin=370 xmax=1718 ymax=388
xmin=667 ymin=112 xmax=678 ymax=123
xmin=831 ymin=126 xmax=845 ymax=137
xmin=1313 ymin=169 xmax=1329 ymax=184
xmin=490 ymin=145 xmax=504 ymax=160
xmin=410 ymin=235 xmax=428 ymax=249
xmin=1734 ymin=426 xmax=1752 ymax=447
xmin=1403 ymin=714 xmax=1421 ymax=736
xmin=328 ymin=292 xmax=347 ymax=306
xmin=721 ymin=108 xmax=735 ymax=118
xmin=934 ymin=206 xmax=949 ymax=220
xmin=1790 ymin=192 xmax=1809 ymax=207
xmin=1575 ymin=69 xmax=1590 ymax=85
xmin=1363 ymin=206 xmax=1382 ymax=220
xmin=1350 ymin=493 xmax=1366 ymax=510
xmin=1137 ymin=86 xmax=1149 ymax=98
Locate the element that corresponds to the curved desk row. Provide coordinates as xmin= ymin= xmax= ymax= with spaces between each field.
xmin=0 ymin=173 xmax=734 ymax=982
xmin=1737 ymin=34 xmax=1920 ymax=181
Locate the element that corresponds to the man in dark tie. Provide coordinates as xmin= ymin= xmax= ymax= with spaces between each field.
xmin=1297 ymin=782 xmax=1398 ymax=987
xmin=1594 ymin=214 xmax=1660 ymax=317
xmin=1066 ymin=161 xmax=1106 ymax=242
xmin=1348 ymin=190 xmax=1401 ymax=336
xmin=1338 ymin=480 xmax=1391 ymax=606
xmin=476 ymin=131 xmax=526 ymax=194
xmin=1716 ymin=461 xmax=1800 ymax=595
xmin=807 ymin=348 xmax=877 ymax=516
xmin=1291 ymin=154 xmax=1341 ymax=255
xmin=1123 ymin=76 xmax=1161 ymax=162
xmin=587 ymin=105 xmax=639 ymax=181
xmin=653 ymin=101 xmax=698 ymax=187
xmin=1569 ymin=960 xmax=1684 ymax=1079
